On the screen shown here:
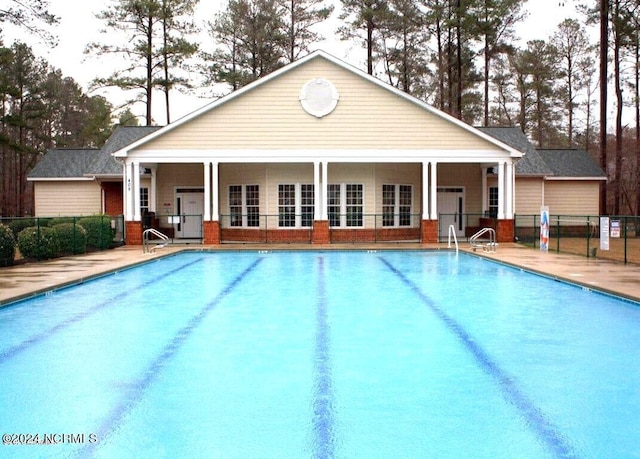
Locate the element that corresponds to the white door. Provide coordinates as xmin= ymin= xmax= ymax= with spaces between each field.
xmin=438 ymin=188 xmax=465 ymax=238
xmin=176 ymin=190 xmax=204 ymax=238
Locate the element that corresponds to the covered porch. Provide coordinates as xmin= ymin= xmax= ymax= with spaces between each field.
xmin=121 ymin=156 xmax=516 ymax=245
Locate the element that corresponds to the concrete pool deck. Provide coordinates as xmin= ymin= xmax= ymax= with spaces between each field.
xmin=1 ymin=243 xmax=639 ymax=305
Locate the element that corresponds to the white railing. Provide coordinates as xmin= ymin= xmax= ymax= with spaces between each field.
xmin=447 ymin=224 xmax=459 ymax=253
xmin=470 ymin=227 xmax=497 ymax=253
xmin=143 ymin=228 xmax=170 ymax=254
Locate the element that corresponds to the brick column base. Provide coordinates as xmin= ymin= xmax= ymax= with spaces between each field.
xmin=203 ymin=221 xmax=221 ymax=244
xmin=125 ymin=221 xmax=143 ymax=245
xmin=312 ymin=220 xmax=330 ymax=244
xmin=421 ymin=220 xmax=438 ymax=243
xmin=496 ymin=219 xmax=515 ymax=243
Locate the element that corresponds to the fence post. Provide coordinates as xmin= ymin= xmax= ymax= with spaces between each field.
xmin=586 ymin=216 xmax=591 ymax=258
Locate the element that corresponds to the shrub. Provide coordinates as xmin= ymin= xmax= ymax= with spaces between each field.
xmin=77 ymin=216 xmax=114 ymax=250
xmin=0 ymin=224 xmax=16 ymax=267
xmin=17 ymin=226 xmax=62 ymax=260
xmin=53 ymin=223 xmax=87 ymax=255
xmin=48 ymin=217 xmax=76 ymax=226
xmin=8 ymin=218 xmax=36 ymax=236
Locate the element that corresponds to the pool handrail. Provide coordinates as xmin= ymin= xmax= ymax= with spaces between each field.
xmin=447 ymin=224 xmax=459 ymax=253
xmin=143 ymin=228 xmax=170 ymax=254
xmin=470 ymin=227 xmax=497 ymax=253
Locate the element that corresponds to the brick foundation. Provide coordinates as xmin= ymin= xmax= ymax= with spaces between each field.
xmin=125 ymin=221 xmax=143 ymax=245
xmin=329 ymin=227 xmax=420 ymax=243
xmin=312 ymin=221 xmax=330 ymax=244
xmin=421 ymin=220 xmax=438 ymax=243
xmin=496 ymin=219 xmax=515 ymax=243
xmin=220 ymin=228 xmax=312 ymax=243
xmin=203 ymin=221 xmax=221 ymax=244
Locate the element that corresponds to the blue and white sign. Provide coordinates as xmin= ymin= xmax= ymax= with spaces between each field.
xmin=540 ymin=206 xmax=549 ymax=251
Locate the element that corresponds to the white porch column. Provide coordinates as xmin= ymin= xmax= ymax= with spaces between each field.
xmin=203 ymin=161 xmax=211 ymax=221
xmin=150 ymin=166 xmax=157 ymax=213
xmin=321 ymin=161 xmax=328 ymax=220
xmin=212 ymin=162 xmax=219 ymax=221
xmin=123 ymin=162 xmax=132 ymax=220
xmin=505 ymin=161 xmax=514 ymax=219
xmin=314 ymin=161 xmax=321 ymax=220
xmin=497 ymin=161 xmax=505 ymax=219
xmin=133 ymin=161 xmax=141 ymax=221
xmin=430 ymin=161 xmax=438 ymax=220
xmin=422 ymin=162 xmax=429 ymax=220
xmin=482 ymin=167 xmax=488 ymax=215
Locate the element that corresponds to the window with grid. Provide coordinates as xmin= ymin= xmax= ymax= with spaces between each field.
xmin=279 ymin=184 xmax=296 ymax=227
xmin=346 ymin=184 xmax=363 ymax=227
xmin=382 ymin=185 xmax=395 ymax=227
xmin=301 ymin=184 xmax=314 ymax=228
xmin=229 ymin=185 xmax=260 ymax=227
xmin=382 ymin=184 xmax=412 ymax=227
xmin=229 ymin=185 xmax=242 ymax=227
xmin=488 ymin=187 xmax=498 ymax=218
xmin=140 ymin=187 xmax=149 ymax=214
xmin=328 ymin=184 xmax=341 ymax=227
xmin=399 ymin=185 xmax=412 ymax=226
xmin=246 ymin=185 xmax=260 ymax=227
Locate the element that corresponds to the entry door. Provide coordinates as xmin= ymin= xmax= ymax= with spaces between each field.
xmin=175 ymin=190 xmax=204 ymax=238
xmin=438 ymin=188 xmax=465 ymax=238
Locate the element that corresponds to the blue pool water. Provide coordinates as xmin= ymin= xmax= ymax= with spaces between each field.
xmin=1 ymin=251 xmax=640 ymax=458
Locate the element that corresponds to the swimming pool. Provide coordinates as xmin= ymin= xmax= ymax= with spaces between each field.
xmin=1 ymin=251 xmax=639 ymax=458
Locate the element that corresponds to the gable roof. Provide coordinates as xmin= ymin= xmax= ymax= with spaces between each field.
xmin=28 ymin=126 xmax=161 ymax=180
xmin=478 ymin=126 xmax=605 ymax=179
xmin=113 ymin=50 xmax=523 ymax=158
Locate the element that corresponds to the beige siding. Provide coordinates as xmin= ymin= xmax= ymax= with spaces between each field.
xmin=515 ymin=178 xmax=544 ymax=215
xmin=544 ymin=181 xmax=600 ymax=215
xmin=137 ymin=58 xmax=498 ymax=152
xmin=34 ymin=181 xmax=102 ymax=217
xmin=264 ymin=163 xmax=314 ymax=216
xmin=156 ymin=164 xmax=204 ymax=217
xmin=438 ymin=164 xmax=482 ymax=213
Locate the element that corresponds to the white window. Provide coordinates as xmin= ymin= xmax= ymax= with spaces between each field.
xmin=278 ymin=184 xmax=314 ymax=228
xmin=488 ymin=187 xmax=498 ymax=218
xmin=140 ymin=187 xmax=149 ymax=213
xmin=382 ymin=184 xmax=412 ymax=227
xmin=229 ymin=185 xmax=260 ymax=227
xmin=328 ymin=183 xmax=363 ymax=227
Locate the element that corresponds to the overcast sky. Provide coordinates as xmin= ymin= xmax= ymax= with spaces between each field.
xmin=3 ymin=0 xmax=582 ymax=124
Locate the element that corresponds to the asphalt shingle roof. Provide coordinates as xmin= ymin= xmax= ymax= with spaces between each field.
xmin=477 ymin=126 xmax=605 ymax=178
xmin=28 ymin=126 xmax=161 ymax=179
xmin=30 ymin=124 xmax=605 ymax=180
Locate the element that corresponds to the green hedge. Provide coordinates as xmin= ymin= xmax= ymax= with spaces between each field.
xmin=53 ymin=223 xmax=87 ymax=255
xmin=0 ymin=223 xmax=16 ymax=267
xmin=8 ymin=218 xmax=36 ymax=236
xmin=17 ymin=226 xmax=61 ymax=260
xmin=77 ymin=216 xmax=114 ymax=250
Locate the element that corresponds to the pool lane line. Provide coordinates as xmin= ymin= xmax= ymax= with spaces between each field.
xmin=312 ymin=256 xmax=335 ymax=459
xmin=78 ymin=258 xmax=264 ymax=459
xmin=0 ymin=256 xmax=207 ymax=365
xmin=379 ymin=257 xmax=578 ymax=459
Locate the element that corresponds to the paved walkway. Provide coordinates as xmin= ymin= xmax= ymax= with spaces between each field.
xmin=1 ymin=243 xmax=639 ymax=305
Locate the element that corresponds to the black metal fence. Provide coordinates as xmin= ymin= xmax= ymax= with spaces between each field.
xmin=514 ymin=214 xmax=639 ymax=264
xmin=0 ymin=215 xmax=125 ymax=262
xmin=218 ymin=213 xmax=423 ymax=244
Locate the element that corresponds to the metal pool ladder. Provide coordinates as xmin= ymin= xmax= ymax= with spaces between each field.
xmin=470 ymin=227 xmax=497 ymax=253
xmin=143 ymin=228 xmax=170 ymax=254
